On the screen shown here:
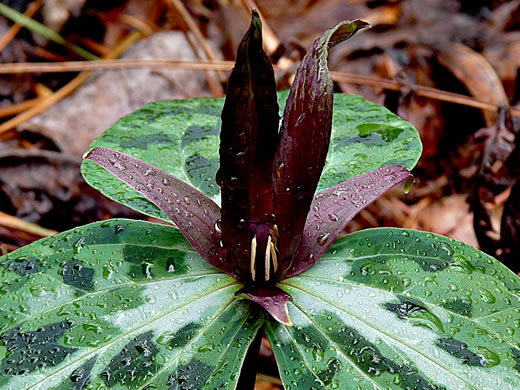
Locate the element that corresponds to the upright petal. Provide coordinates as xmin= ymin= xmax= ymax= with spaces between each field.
xmin=219 ymin=10 xmax=280 ymax=281
xmin=286 ymin=166 xmax=413 ymax=278
xmin=85 ymin=147 xmax=234 ymax=276
xmin=273 ymin=20 xmax=370 ymax=270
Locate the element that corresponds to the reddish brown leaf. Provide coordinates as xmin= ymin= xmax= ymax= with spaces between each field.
xmin=286 ymin=166 xmax=412 ymax=278
xmin=85 ymin=147 xmax=234 ymax=276
xmin=237 ymin=286 xmax=293 ymax=326
xmin=272 ymin=20 xmax=370 ymax=271
xmin=219 ymin=10 xmax=280 ymax=281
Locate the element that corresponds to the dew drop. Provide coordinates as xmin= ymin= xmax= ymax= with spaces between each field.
xmin=403 ymin=178 xmax=414 ymax=194
xmin=214 ymin=219 xmax=222 ymax=233
xmin=114 ymin=225 xmax=125 ymax=234
xmin=479 ymin=288 xmax=496 ymax=304
xmin=198 ymin=343 xmax=215 ymax=353
xmin=237 ymin=218 xmax=247 ymax=229
xmin=73 ymin=237 xmax=86 ymax=254
xmin=114 ymin=161 xmax=126 ymax=171
xmin=166 ymin=257 xmax=176 ymax=273
xmin=317 ymin=232 xmax=330 ymax=246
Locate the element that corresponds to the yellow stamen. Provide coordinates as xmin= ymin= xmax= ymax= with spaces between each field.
xmin=250 ymin=236 xmax=257 ymax=281
xmin=270 ymin=224 xmax=279 ymax=273
xmin=270 ymin=241 xmax=278 ymax=272
xmin=272 ymin=224 xmax=279 ymax=246
xmin=265 ymin=235 xmax=272 ymax=281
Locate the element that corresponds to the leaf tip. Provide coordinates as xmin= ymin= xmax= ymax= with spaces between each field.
xmin=352 ymin=19 xmax=371 ymax=30
xmin=249 ymin=8 xmax=262 ymax=36
xmin=83 ymin=147 xmax=106 ymax=162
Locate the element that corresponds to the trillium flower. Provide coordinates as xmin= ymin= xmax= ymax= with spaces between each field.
xmin=86 ymin=11 xmax=412 ymax=326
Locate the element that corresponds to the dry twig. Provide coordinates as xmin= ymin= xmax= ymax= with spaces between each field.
xmin=0 ymin=31 xmax=144 ymax=135
xmin=0 ymin=211 xmax=58 ymax=237
xmin=0 ymin=59 xmax=517 ymax=118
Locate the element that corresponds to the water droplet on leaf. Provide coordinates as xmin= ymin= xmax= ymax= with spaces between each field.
xmin=317 ymin=232 xmax=330 ymax=246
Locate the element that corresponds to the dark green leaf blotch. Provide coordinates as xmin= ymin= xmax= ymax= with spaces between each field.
xmin=182 ymin=125 xmax=219 ymax=146
xmin=435 ymin=338 xmax=488 ymax=367
xmin=414 ymin=258 xmax=451 ymax=272
xmin=324 ymin=312 xmax=445 ymax=389
xmin=384 ymin=296 xmax=428 ymax=320
xmin=334 ymin=124 xmax=405 ymax=149
xmin=0 ymin=320 xmax=77 ymax=375
xmin=100 ymin=331 xmax=160 ymax=387
xmin=51 ymin=356 xmax=97 ymax=390
xmin=69 ymin=356 xmax=97 ymax=389
xmin=169 ymin=323 xmax=200 ymax=349
xmin=123 ymin=245 xmax=190 ymax=280
xmin=441 ymin=298 xmax=473 ymax=317
xmin=168 ymin=358 xmax=214 ymax=390
xmin=61 ymin=259 xmax=94 ymax=291
xmin=512 ymin=348 xmax=520 ymax=373
xmin=316 ymin=357 xmax=342 ymax=386
xmin=4 ymin=256 xmax=40 ymax=275
xmin=120 ymin=134 xmax=174 ymax=150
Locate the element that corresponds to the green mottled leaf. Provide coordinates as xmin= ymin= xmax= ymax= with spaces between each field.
xmin=266 ymin=228 xmax=520 ymax=389
xmin=0 ymin=219 xmax=262 ymax=389
xmin=81 ymin=92 xmax=421 ymax=221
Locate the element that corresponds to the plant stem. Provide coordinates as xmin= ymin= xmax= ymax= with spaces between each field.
xmin=237 ymin=328 xmax=262 ymax=390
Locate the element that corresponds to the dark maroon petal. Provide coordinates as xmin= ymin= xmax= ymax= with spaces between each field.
xmin=236 ymin=286 xmax=293 ymax=326
xmin=272 ymin=20 xmax=370 ymax=269
xmin=285 ymin=166 xmax=413 ymax=278
xmin=85 ymin=147 xmax=234 ymax=276
xmin=219 ymin=10 xmax=280 ymax=280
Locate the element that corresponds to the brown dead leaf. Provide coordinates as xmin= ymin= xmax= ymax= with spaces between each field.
xmin=255 ymin=381 xmax=282 ymax=390
xmin=19 ymin=32 xmax=213 ymax=155
xmin=98 ymin=0 xmax=160 ymax=48
xmin=471 ymin=109 xmax=517 ymax=258
xmin=418 ymin=194 xmax=478 ymax=248
xmin=0 ymin=149 xmax=139 ymax=244
xmin=483 ymin=38 xmax=520 ymax=102
xmin=437 ymin=43 xmax=508 ymax=126
xmin=257 ymin=0 xmax=372 ymax=47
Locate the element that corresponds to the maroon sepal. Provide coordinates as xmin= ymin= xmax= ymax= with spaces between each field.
xmin=236 ymin=286 xmax=293 ymax=326
xmin=85 ymin=147 xmax=234 ymax=277
xmin=272 ymin=20 xmax=370 ymax=268
xmin=286 ymin=166 xmax=413 ymax=278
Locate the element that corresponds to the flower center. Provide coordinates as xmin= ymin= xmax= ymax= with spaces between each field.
xmin=250 ymin=222 xmax=279 ymax=282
